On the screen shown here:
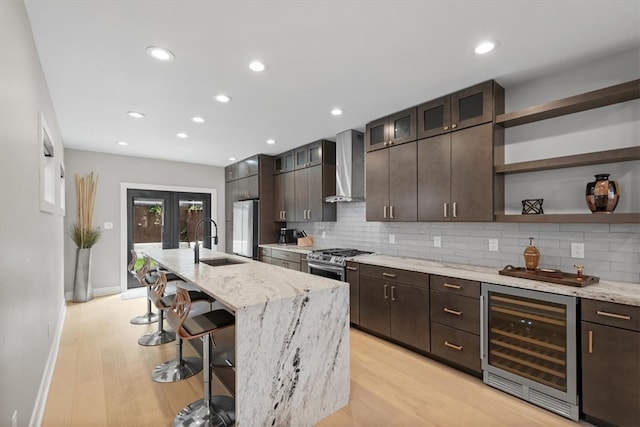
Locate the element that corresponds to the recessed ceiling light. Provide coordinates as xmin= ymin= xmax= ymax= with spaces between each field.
xmin=127 ymin=111 xmax=146 ymax=118
xmin=331 ymin=108 xmax=344 ymax=116
xmin=249 ymin=61 xmax=266 ymax=72
xmin=266 ymin=139 xmax=276 ymax=145
xmin=176 ymin=132 xmax=189 ymax=138
xmin=229 ymin=157 xmax=237 ymax=161
xmin=146 ymin=46 xmax=175 ymax=62
xmin=215 ymin=94 xmax=231 ymax=103
xmin=118 ymin=141 xmax=128 ymax=146
xmin=475 ymin=40 xmax=497 ymax=54
xmin=191 ymin=116 xmax=205 ymax=123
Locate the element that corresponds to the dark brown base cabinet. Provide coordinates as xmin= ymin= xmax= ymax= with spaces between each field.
xmin=359 ymin=265 xmax=429 ymax=352
xmin=581 ymin=300 xmax=640 ymax=427
xmin=429 ymin=276 xmax=481 ymax=373
xmin=346 ymin=261 xmax=360 ymax=325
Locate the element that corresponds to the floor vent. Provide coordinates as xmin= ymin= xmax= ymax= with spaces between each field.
xmin=485 ymin=372 xmax=523 ymax=397
xmin=529 ymin=389 xmax=578 ymax=420
xmin=484 ymin=372 xmax=578 ymax=421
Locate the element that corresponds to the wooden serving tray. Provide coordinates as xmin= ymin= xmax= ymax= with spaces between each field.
xmin=498 ymin=265 xmax=599 ymax=287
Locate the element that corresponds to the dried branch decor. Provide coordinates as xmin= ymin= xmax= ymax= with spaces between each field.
xmin=69 ymin=172 xmax=101 ymax=248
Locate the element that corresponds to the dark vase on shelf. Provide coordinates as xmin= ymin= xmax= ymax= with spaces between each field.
xmin=585 ymin=174 xmax=620 ymax=213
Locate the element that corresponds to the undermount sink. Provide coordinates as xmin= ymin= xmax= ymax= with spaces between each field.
xmin=199 ymin=257 xmax=246 ymax=267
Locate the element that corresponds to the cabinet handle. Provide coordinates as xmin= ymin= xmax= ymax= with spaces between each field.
xmin=303 ymin=210 xmax=307 ymax=220
xmin=383 ymin=205 xmax=388 ymax=219
xmin=443 ymin=283 xmax=461 ymax=289
xmin=443 ymin=125 xmax=449 ymax=131
xmin=383 ymin=284 xmax=388 ymax=300
xmin=384 ymin=141 xmax=388 ymax=147
xmin=444 ymin=307 xmax=462 ymax=316
xmin=307 ymin=209 xmax=311 ymax=220
xmin=588 ymin=330 xmax=593 ymax=354
xmin=596 ymin=310 xmax=631 ymax=320
xmin=444 ymin=341 xmax=463 ymax=351
xmin=443 ymin=202 xmax=448 ymax=218
xmin=382 ymin=272 xmax=396 ymax=278
xmin=451 ymin=123 xmax=457 ymax=129
xmin=452 ymin=202 xmax=458 ymax=218
xmin=391 ymin=286 xmax=395 ymax=302
xmin=346 ymin=266 xmax=358 ymax=271
xmin=283 ymin=211 xmax=287 ymax=220
xmin=390 ymin=205 xmax=395 ymax=219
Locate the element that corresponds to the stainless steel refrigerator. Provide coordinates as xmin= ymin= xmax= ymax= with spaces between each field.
xmin=232 ymin=200 xmax=259 ymax=259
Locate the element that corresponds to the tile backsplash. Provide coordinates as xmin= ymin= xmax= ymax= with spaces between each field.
xmin=289 ymin=202 xmax=639 ymax=283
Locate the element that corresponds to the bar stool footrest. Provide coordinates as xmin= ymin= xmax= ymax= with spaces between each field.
xmin=152 ymin=357 xmax=202 ymax=383
xmin=173 ymin=395 xmax=235 ymax=427
xmin=138 ymin=329 xmax=175 ymax=346
xmin=129 ymin=311 xmax=161 ymax=325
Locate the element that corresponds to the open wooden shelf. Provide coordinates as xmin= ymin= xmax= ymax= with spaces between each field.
xmin=494 ymin=213 xmax=639 ymax=224
xmin=496 ymin=79 xmax=640 ymax=128
xmin=495 ymin=147 xmax=640 ymax=174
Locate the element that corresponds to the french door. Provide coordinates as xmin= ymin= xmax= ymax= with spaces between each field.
xmin=126 ymin=189 xmax=212 ymax=288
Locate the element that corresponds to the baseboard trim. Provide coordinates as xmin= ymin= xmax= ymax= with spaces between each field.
xmin=29 ymin=296 xmax=66 ymax=427
xmin=64 ymin=285 xmax=122 ymax=301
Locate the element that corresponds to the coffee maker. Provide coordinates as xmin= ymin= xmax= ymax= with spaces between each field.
xmin=279 ymin=228 xmax=297 ymax=244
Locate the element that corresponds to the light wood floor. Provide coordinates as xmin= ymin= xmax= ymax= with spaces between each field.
xmin=43 ymin=294 xmax=589 ymax=426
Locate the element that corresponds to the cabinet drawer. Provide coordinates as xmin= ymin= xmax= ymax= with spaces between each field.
xmin=431 ymin=323 xmax=481 ymax=373
xmin=430 ymin=275 xmax=480 ymax=298
xmin=582 ymin=299 xmax=639 ymax=332
xmin=359 ymin=264 xmax=428 ymax=289
xmin=259 ymin=247 xmax=271 ymax=260
xmin=271 ymin=249 xmax=302 ymax=263
xmin=430 ymin=290 xmax=480 ymax=335
xmin=271 ymin=258 xmax=301 ymax=271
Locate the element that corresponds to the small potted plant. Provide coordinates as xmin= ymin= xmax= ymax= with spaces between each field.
xmin=69 ymin=172 xmax=100 ymax=302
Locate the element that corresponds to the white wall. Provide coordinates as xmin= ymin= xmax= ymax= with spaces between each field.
xmin=63 ymin=149 xmax=225 ymax=295
xmin=0 ymin=1 xmax=66 ymax=426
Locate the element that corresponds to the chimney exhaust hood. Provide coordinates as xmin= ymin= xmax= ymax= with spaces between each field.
xmin=325 ymin=129 xmax=365 ymax=203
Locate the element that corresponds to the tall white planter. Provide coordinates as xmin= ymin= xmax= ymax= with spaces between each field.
xmin=73 ymin=248 xmax=93 ymax=302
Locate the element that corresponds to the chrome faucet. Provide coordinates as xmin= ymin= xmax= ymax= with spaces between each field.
xmin=194 ymin=218 xmax=219 ymax=263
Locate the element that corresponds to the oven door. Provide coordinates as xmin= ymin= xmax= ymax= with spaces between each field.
xmin=307 ymin=261 xmax=345 ymax=282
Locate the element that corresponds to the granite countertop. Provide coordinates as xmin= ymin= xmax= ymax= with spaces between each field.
xmin=259 ymin=243 xmax=327 ymax=254
xmin=143 ymin=248 xmax=346 ymax=310
xmin=351 ymin=253 xmax=640 ymax=307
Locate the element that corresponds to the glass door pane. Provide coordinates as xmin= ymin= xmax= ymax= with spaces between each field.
xmin=178 ymin=198 xmax=205 ymax=248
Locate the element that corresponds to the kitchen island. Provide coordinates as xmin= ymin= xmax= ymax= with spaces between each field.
xmin=143 ymin=248 xmax=350 ymax=427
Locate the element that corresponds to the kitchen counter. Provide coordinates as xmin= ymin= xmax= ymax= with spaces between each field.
xmin=258 ymin=243 xmax=326 ymax=254
xmin=351 ymin=253 xmax=640 ymax=307
xmin=143 ymin=248 xmax=349 ymax=426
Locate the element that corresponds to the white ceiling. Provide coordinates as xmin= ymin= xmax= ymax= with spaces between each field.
xmin=24 ymin=1 xmax=640 ymax=167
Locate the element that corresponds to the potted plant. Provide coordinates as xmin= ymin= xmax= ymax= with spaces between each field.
xmin=69 ymin=172 xmax=100 ymax=302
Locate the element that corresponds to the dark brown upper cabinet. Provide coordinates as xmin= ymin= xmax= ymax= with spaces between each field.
xmin=294 ymin=140 xmax=334 ymax=170
xmin=366 ymin=142 xmax=417 ymax=222
xmin=225 ymin=162 xmax=239 ymax=182
xmin=365 ymin=107 xmax=417 ymax=152
xmin=418 ymin=81 xmax=500 ymax=139
xmin=274 ymin=150 xmax=294 ymax=174
xmin=226 ymin=155 xmax=260 ymax=182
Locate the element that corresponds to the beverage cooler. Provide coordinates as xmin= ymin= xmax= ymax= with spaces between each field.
xmin=481 ymin=283 xmax=578 ymax=420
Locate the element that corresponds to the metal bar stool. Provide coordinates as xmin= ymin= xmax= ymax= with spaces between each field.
xmin=148 ymin=271 xmax=215 ymax=382
xmin=128 ymin=250 xmax=161 ymax=325
xmin=137 ymin=259 xmax=176 ymax=346
xmin=168 ymin=287 xmax=236 ymax=427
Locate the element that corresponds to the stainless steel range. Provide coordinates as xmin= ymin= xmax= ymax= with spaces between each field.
xmin=307 ymin=248 xmax=372 ymax=281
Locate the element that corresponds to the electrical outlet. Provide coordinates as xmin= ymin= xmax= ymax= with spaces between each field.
xmin=103 ymin=222 xmax=113 ymax=230
xmin=11 ymin=410 xmax=17 ymax=427
xmin=489 ymin=239 xmax=499 ymax=252
xmin=571 ymin=243 xmax=585 ymax=259
xmin=433 ymin=236 xmax=441 ymax=248
xmin=321 ymin=231 xmax=326 ymax=239
xmin=389 ymin=234 xmax=395 ymax=244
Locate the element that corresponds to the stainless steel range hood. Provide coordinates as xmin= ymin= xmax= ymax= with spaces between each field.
xmin=325 ymin=129 xmax=365 ymax=202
